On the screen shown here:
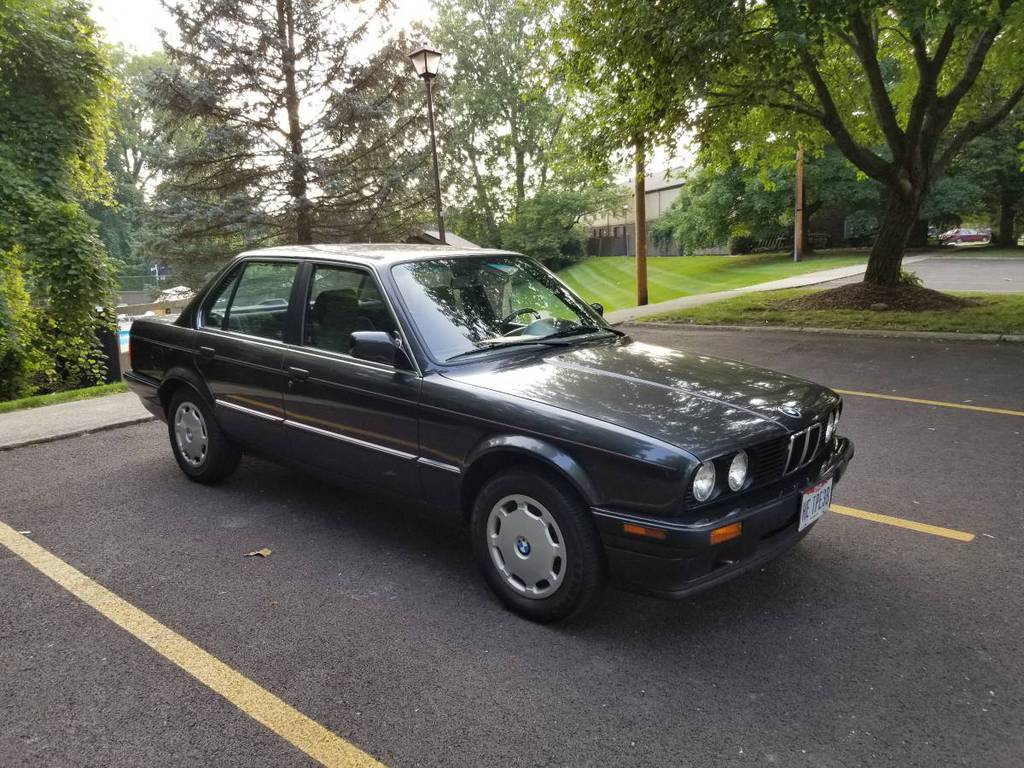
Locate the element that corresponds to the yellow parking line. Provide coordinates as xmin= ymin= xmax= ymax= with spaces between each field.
xmin=834 ymin=388 xmax=1024 ymax=418
xmin=830 ymin=504 xmax=975 ymax=542
xmin=0 ymin=521 xmax=384 ymax=768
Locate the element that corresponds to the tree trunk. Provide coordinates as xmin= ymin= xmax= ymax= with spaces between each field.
xmin=634 ymin=140 xmax=648 ymax=306
xmin=514 ymin=147 xmax=526 ymax=209
xmin=277 ymin=0 xmax=311 ymax=244
xmin=997 ymin=186 xmax=1017 ymax=246
xmin=864 ymin=188 xmax=921 ymax=285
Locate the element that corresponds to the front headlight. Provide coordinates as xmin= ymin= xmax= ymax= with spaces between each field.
xmin=692 ymin=461 xmax=716 ymax=502
xmin=727 ymin=450 xmax=748 ymax=491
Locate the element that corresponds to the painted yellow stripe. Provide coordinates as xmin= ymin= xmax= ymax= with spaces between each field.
xmin=834 ymin=388 xmax=1024 ymax=418
xmin=830 ymin=504 xmax=975 ymax=542
xmin=0 ymin=521 xmax=384 ymax=768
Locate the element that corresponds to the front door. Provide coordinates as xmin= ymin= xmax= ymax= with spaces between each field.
xmin=196 ymin=259 xmax=299 ymax=453
xmin=282 ymin=262 xmax=421 ymax=489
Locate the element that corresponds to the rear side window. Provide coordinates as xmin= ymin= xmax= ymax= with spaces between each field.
xmin=222 ymin=261 xmax=298 ymax=341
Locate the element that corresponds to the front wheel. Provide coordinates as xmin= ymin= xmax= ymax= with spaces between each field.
xmin=167 ymin=388 xmax=241 ymax=483
xmin=471 ymin=470 xmax=606 ymax=622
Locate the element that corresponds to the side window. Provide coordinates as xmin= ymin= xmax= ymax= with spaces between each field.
xmin=202 ymin=266 xmax=241 ymax=329
xmin=304 ymin=265 xmax=396 ymax=356
xmin=224 ymin=261 xmax=298 ymax=341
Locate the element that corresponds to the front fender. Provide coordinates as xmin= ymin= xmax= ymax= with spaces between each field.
xmin=465 ymin=434 xmax=600 ymax=506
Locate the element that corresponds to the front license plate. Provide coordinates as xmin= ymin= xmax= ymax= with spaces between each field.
xmin=799 ymin=478 xmax=833 ymax=531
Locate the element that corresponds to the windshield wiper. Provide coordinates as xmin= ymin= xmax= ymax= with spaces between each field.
xmin=444 ymin=338 xmax=561 ymax=362
xmin=540 ymin=324 xmax=625 ymax=340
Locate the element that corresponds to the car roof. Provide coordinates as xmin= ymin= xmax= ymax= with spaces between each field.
xmin=236 ymin=243 xmax=518 ymax=266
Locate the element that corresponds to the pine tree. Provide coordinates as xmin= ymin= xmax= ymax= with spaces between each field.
xmin=152 ymin=0 xmax=431 ymax=254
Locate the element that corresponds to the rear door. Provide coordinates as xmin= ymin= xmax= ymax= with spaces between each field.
xmin=282 ymin=262 xmax=422 ymax=489
xmin=196 ymin=259 xmax=300 ymax=453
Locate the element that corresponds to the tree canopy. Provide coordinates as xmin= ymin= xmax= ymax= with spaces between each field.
xmin=558 ymin=0 xmax=1024 ymax=284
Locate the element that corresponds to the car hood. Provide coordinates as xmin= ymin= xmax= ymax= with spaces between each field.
xmin=442 ymin=339 xmax=838 ymax=457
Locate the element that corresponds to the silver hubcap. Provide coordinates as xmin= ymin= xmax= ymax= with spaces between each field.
xmin=174 ymin=401 xmax=208 ymax=467
xmin=487 ymin=494 xmax=566 ymax=599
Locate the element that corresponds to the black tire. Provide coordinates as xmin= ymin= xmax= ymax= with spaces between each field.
xmin=167 ymin=387 xmax=241 ymax=483
xmin=471 ymin=469 xmax=606 ymax=622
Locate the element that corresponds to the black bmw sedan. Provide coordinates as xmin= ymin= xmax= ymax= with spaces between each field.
xmin=126 ymin=244 xmax=853 ymax=622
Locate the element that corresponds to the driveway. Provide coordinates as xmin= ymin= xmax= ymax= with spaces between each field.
xmin=2 ymin=327 xmax=1023 ymax=767
xmin=824 ymin=254 xmax=1024 ymax=293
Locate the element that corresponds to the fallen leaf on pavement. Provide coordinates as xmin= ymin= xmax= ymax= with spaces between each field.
xmin=244 ymin=548 xmax=272 ymax=558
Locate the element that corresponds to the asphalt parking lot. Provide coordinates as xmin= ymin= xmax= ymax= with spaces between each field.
xmin=2 ymin=326 xmax=1022 ymax=767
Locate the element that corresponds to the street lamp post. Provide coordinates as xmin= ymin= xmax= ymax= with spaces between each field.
xmin=408 ymin=45 xmax=445 ymax=245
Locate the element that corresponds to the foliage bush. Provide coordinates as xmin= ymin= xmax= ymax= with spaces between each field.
xmin=0 ymin=246 xmax=42 ymax=399
xmin=0 ymin=0 xmax=116 ymax=396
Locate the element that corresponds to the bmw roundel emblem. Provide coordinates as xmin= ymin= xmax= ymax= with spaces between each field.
xmin=515 ymin=536 xmax=531 ymax=556
xmin=780 ymin=403 xmax=802 ymax=418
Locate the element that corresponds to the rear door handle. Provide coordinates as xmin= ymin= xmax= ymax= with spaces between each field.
xmin=198 ymin=346 xmax=216 ymax=359
xmin=287 ymin=366 xmax=310 ymax=381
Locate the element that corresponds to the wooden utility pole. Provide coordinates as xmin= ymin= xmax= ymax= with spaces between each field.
xmin=634 ymin=139 xmax=648 ymax=306
xmin=793 ymin=143 xmax=804 ymax=262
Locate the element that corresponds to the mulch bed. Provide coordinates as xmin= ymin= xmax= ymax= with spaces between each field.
xmin=777 ymin=283 xmax=979 ymax=312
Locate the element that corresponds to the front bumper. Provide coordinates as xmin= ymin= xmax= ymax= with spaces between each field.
xmin=593 ymin=436 xmax=854 ymax=599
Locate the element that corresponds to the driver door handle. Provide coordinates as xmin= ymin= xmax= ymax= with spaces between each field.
xmin=198 ymin=345 xmax=216 ymax=359
xmin=287 ymin=366 xmax=310 ymax=381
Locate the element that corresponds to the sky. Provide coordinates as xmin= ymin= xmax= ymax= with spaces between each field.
xmin=89 ymin=0 xmax=436 ymax=53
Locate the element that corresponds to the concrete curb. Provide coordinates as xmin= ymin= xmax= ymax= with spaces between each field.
xmin=0 ymin=415 xmax=156 ymax=453
xmin=630 ymin=322 xmax=1023 ymax=343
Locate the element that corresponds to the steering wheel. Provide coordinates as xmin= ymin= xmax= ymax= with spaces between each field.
xmin=499 ymin=307 xmax=542 ymax=334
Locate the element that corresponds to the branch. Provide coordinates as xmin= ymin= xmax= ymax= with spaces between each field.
xmin=848 ymin=11 xmax=905 ymax=157
xmin=938 ymin=6 xmax=1010 ymax=117
xmin=797 ymin=49 xmax=894 ymax=182
xmin=935 ymin=82 xmax=1024 ymax=176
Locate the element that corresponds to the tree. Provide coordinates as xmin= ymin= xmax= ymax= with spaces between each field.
xmin=555 ymin=1 xmax=714 ymax=304
xmin=88 ymin=48 xmax=168 ymax=274
xmin=500 ymin=184 xmax=625 ymax=269
xmin=0 ymin=0 xmax=116 ymax=395
xmin=654 ymin=147 xmax=882 ymax=254
xmin=430 ymin=0 xmax=567 ymax=244
xmin=152 ymin=0 xmax=430 ymax=257
xmin=558 ymin=0 xmax=1024 ymax=286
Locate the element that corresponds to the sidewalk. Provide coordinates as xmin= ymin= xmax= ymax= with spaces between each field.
xmin=0 ymin=392 xmax=154 ymax=452
xmin=605 ymin=256 xmax=930 ymax=324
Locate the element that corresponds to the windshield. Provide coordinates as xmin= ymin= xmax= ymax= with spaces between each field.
xmin=391 ymin=255 xmax=610 ymax=362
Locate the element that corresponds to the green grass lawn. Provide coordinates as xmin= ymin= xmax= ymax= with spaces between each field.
xmin=557 ymin=250 xmax=868 ymax=311
xmin=644 ymin=289 xmax=1024 ymax=334
xmin=0 ymin=382 xmax=127 ymax=415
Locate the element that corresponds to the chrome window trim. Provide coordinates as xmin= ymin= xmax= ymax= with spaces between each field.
xmin=282 ymin=419 xmax=417 ymax=461
xmin=215 ymin=398 xmax=284 ymax=423
xmin=200 ymin=328 xmax=287 ymax=351
xmin=416 ymin=456 xmax=462 ymax=474
xmin=284 ymin=343 xmax=411 ymax=377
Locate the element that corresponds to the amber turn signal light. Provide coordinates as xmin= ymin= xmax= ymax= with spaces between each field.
xmin=622 ymin=523 xmax=668 ymax=541
xmin=710 ymin=522 xmax=742 ymax=545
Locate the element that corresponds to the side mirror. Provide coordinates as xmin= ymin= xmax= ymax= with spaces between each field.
xmin=350 ymin=331 xmax=414 ymax=370
xmin=590 ymin=302 xmax=605 ymax=317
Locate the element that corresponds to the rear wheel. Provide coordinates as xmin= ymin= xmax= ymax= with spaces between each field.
xmin=168 ymin=388 xmax=241 ymax=483
xmin=471 ymin=470 xmax=605 ymax=622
